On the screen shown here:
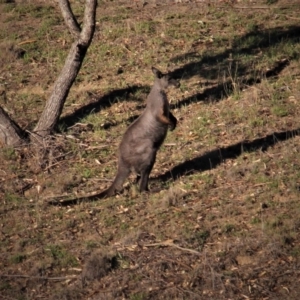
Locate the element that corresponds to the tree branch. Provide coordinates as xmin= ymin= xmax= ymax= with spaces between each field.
xmin=58 ymin=0 xmax=81 ymax=38
xmin=80 ymin=0 xmax=97 ymax=45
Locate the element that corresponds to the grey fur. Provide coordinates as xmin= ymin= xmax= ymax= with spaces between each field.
xmin=103 ymin=67 xmax=179 ymax=197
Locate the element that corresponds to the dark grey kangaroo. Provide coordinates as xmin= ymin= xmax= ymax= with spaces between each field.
xmin=102 ymin=67 xmax=179 ymax=197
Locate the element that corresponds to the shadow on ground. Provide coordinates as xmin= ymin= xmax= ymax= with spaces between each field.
xmin=170 ymin=25 xmax=298 ymax=108
xmin=156 ymin=128 xmax=300 ymax=182
xmin=57 ymin=25 xmax=298 ymax=147
xmin=170 ymin=25 xmax=299 ymax=81
xmin=59 ymin=26 xmax=298 ymax=130
xmin=59 ymin=56 xmax=288 ymax=131
xmin=59 ymin=85 xmax=149 ymax=129
xmin=171 ymin=57 xmax=289 ymax=109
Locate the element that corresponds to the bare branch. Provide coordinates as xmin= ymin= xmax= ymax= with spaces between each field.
xmin=58 ymin=0 xmax=81 ymax=38
xmin=80 ymin=0 xmax=97 ymax=46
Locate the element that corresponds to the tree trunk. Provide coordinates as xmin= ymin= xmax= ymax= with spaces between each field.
xmin=33 ymin=41 xmax=88 ymax=137
xmin=0 ymin=0 xmax=97 ymax=146
xmin=0 ymin=107 xmax=27 ymax=146
xmin=34 ymin=0 xmax=97 ymax=138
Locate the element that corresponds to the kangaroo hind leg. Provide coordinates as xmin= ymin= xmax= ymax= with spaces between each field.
xmin=139 ymin=169 xmax=151 ymax=192
xmin=138 ymin=160 xmax=155 ymax=192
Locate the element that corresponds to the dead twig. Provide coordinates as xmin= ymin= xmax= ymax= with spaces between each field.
xmin=43 ymin=160 xmax=65 ymax=171
xmin=232 ymin=6 xmax=271 ymax=9
xmin=286 ymin=16 xmax=300 ymax=20
xmin=84 ymin=145 xmax=110 ymax=150
xmin=68 ymin=122 xmax=91 ymax=129
xmin=17 ymin=40 xmax=36 ymax=46
xmin=43 ymin=151 xmax=73 ymax=171
xmin=142 ymin=239 xmax=202 ymax=256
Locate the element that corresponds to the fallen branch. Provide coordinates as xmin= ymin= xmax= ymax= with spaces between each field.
xmin=0 ymin=274 xmax=77 ymax=281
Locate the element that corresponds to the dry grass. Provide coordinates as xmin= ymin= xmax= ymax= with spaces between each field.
xmin=1 ymin=0 xmax=300 ymax=299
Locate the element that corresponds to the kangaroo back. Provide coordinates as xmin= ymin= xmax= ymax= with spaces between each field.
xmin=101 ymin=67 xmax=180 ymax=198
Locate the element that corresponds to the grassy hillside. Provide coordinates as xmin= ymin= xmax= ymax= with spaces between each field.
xmin=1 ymin=0 xmax=300 ymax=299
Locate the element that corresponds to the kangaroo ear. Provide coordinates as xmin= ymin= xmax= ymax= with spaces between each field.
xmin=152 ymin=67 xmax=162 ymax=78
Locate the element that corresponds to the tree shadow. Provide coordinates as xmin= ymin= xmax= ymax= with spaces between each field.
xmin=155 ymin=128 xmax=300 ymax=183
xmin=170 ymin=25 xmax=299 ymax=81
xmin=169 ymin=25 xmax=299 ymax=107
xmin=59 ymin=26 xmax=299 ymax=129
xmin=59 ymin=85 xmax=149 ymax=129
xmin=171 ymin=58 xmax=289 ymax=109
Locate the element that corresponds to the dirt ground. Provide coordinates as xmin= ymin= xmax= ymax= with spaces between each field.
xmin=1 ymin=0 xmax=300 ymax=299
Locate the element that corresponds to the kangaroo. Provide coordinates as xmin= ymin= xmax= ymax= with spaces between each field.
xmin=102 ymin=67 xmax=180 ymax=197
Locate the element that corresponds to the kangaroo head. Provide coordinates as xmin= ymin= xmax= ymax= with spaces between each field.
xmin=152 ymin=67 xmax=180 ymax=90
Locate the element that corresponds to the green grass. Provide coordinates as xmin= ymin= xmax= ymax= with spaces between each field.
xmin=10 ymin=254 xmax=27 ymax=264
xmin=46 ymin=244 xmax=79 ymax=268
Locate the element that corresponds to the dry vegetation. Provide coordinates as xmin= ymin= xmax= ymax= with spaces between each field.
xmin=1 ymin=0 xmax=300 ymax=299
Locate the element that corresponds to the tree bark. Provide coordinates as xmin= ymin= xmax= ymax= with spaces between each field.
xmin=33 ymin=0 xmax=97 ymax=138
xmin=0 ymin=107 xmax=27 ymax=146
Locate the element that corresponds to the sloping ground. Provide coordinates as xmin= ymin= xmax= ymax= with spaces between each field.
xmin=1 ymin=0 xmax=300 ymax=299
